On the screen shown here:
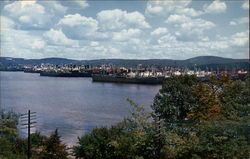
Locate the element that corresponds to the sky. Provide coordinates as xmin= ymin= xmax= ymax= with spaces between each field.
xmin=0 ymin=0 xmax=249 ymax=60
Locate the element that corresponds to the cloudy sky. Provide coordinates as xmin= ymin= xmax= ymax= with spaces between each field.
xmin=0 ymin=0 xmax=249 ymax=60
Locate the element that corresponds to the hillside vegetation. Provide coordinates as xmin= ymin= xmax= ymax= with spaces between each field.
xmin=0 ymin=56 xmax=249 ymax=70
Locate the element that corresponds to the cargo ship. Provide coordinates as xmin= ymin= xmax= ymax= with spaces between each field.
xmin=92 ymin=74 xmax=165 ymax=84
xmin=40 ymin=70 xmax=92 ymax=77
xmin=24 ymin=69 xmax=41 ymax=73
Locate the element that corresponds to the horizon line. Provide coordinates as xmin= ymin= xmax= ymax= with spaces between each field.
xmin=1 ymin=55 xmax=249 ymax=61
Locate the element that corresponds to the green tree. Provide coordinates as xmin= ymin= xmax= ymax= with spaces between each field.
xmin=73 ymin=126 xmax=124 ymax=159
xmin=39 ymin=129 xmax=68 ymax=159
xmin=0 ymin=111 xmax=19 ymax=137
xmin=152 ymin=75 xmax=197 ymax=121
xmin=0 ymin=111 xmax=26 ymax=159
xmin=193 ymin=120 xmax=250 ymax=158
xmin=219 ymin=75 xmax=250 ymax=119
xmin=125 ymin=99 xmax=152 ymax=132
xmin=31 ymin=132 xmax=47 ymax=147
xmin=73 ymin=99 xmax=159 ymax=159
xmin=151 ymin=75 xmax=250 ymax=158
xmin=188 ymin=82 xmax=221 ymax=121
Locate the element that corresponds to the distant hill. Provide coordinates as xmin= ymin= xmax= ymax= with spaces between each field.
xmin=183 ymin=56 xmax=248 ymax=65
xmin=77 ymin=59 xmax=177 ymax=67
xmin=0 ymin=57 xmax=76 ymax=66
xmin=0 ymin=56 xmax=249 ymax=70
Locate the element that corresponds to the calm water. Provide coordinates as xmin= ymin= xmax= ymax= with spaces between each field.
xmin=0 ymin=71 xmax=161 ymax=145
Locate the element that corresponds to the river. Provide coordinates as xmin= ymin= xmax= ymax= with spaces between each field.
xmin=0 ymin=71 xmax=161 ymax=146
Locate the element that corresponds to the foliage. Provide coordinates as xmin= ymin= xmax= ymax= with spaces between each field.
xmin=0 ymin=111 xmax=69 ymax=159
xmin=74 ymin=125 xmax=166 ymax=159
xmin=188 ymin=82 xmax=221 ymax=121
xmin=160 ymin=119 xmax=250 ymax=159
xmin=74 ymin=99 xmax=164 ymax=159
xmin=219 ymin=75 xmax=250 ymax=120
xmin=31 ymin=132 xmax=47 ymax=148
xmin=160 ymin=131 xmax=200 ymax=159
xmin=193 ymin=120 xmax=250 ymax=158
xmin=126 ymin=99 xmax=152 ymax=132
xmin=152 ymin=75 xmax=197 ymax=121
xmin=38 ymin=129 xmax=68 ymax=159
xmin=0 ymin=111 xmax=19 ymax=137
xmin=159 ymin=75 xmax=250 ymax=158
xmin=0 ymin=111 xmax=26 ymax=159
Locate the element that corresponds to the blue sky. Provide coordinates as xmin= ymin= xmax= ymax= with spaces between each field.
xmin=0 ymin=0 xmax=249 ymax=60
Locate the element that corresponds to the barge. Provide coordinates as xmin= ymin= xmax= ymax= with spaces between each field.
xmin=40 ymin=70 xmax=92 ymax=77
xmin=92 ymin=75 xmax=165 ymax=84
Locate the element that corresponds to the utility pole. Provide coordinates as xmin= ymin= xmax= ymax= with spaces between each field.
xmin=28 ymin=110 xmax=31 ymax=159
xmin=154 ymin=115 xmax=164 ymax=158
xmin=20 ymin=110 xmax=36 ymax=159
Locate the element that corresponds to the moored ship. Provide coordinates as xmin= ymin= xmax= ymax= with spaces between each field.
xmin=40 ymin=70 xmax=92 ymax=77
xmin=24 ymin=69 xmax=41 ymax=73
xmin=92 ymin=74 xmax=165 ymax=84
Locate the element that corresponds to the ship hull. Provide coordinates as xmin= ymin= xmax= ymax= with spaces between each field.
xmin=24 ymin=70 xmax=41 ymax=73
xmin=92 ymin=75 xmax=165 ymax=84
xmin=40 ymin=71 xmax=92 ymax=77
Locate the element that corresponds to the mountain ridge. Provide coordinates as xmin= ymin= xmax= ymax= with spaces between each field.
xmin=0 ymin=56 xmax=249 ymax=68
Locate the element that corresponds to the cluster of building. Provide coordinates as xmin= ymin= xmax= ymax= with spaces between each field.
xmin=0 ymin=63 xmax=247 ymax=84
xmin=20 ymin=64 xmax=248 ymax=82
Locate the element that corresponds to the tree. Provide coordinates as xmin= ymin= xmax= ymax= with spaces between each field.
xmin=151 ymin=75 xmax=250 ymax=158
xmin=187 ymin=82 xmax=221 ymax=121
xmin=126 ymin=98 xmax=152 ymax=133
xmin=0 ymin=111 xmax=19 ymax=137
xmin=31 ymin=132 xmax=47 ymax=147
xmin=193 ymin=120 xmax=250 ymax=158
xmin=0 ymin=111 xmax=26 ymax=159
xmin=152 ymin=75 xmax=197 ymax=121
xmin=73 ymin=99 xmax=159 ymax=159
xmin=219 ymin=75 xmax=250 ymax=119
xmin=39 ymin=129 xmax=68 ymax=159
xmin=73 ymin=126 xmax=124 ymax=159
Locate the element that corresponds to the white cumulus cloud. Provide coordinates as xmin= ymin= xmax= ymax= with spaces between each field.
xmin=230 ymin=31 xmax=249 ymax=46
xmin=112 ymin=29 xmax=142 ymax=41
xmin=3 ymin=1 xmax=67 ymax=30
xmin=90 ymin=41 xmax=99 ymax=47
xmin=0 ymin=16 xmax=15 ymax=31
xmin=165 ymin=14 xmax=190 ymax=23
xmin=73 ymin=0 xmax=89 ymax=9
xmin=229 ymin=17 xmax=249 ymax=26
xmin=151 ymin=27 xmax=168 ymax=36
xmin=166 ymin=15 xmax=215 ymax=41
xmin=1 ymin=28 xmax=46 ymax=58
xmin=43 ymin=29 xmax=79 ymax=47
xmin=242 ymin=0 xmax=249 ymax=10
xmin=204 ymin=0 xmax=227 ymax=14
xmin=145 ymin=0 xmax=202 ymax=17
xmin=31 ymin=40 xmax=46 ymax=50
xmin=58 ymin=14 xmax=99 ymax=40
xmin=97 ymin=9 xmax=150 ymax=31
